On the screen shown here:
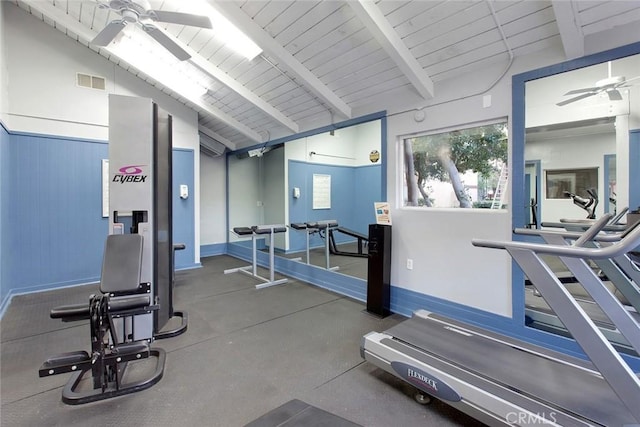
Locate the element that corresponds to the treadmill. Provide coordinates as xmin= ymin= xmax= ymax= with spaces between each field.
xmin=361 ymin=215 xmax=640 ymax=426
xmin=516 ymin=222 xmax=640 ymax=354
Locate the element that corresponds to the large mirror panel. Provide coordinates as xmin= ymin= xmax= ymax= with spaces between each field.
xmin=519 ymin=47 xmax=640 ymax=353
xmin=227 ymin=119 xmax=383 ymax=280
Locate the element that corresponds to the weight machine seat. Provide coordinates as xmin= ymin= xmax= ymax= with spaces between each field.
xmin=41 ymin=233 xmax=165 ymax=405
xmin=306 ymin=220 xmax=339 ymax=230
xmin=49 ymin=234 xmax=147 ymax=322
xmin=290 ymin=223 xmax=307 ymax=230
xmin=233 ymin=226 xmax=254 ymax=236
xmin=253 ymin=224 xmax=287 ymax=234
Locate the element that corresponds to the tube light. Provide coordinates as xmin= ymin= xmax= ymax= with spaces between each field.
xmin=174 ymin=1 xmax=263 ymax=61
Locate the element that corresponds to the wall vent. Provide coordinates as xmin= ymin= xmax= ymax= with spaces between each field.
xmin=76 ymin=73 xmax=106 ymax=90
xmin=199 ymin=132 xmax=227 ymax=157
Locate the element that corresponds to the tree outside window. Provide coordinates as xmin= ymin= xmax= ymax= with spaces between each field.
xmin=403 ymin=122 xmax=508 ymax=208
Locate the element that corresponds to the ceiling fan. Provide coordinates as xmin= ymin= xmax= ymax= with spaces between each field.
xmin=92 ymin=0 xmax=212 ymax=61
xmin=556 ymin=61 xmax=640 ymax=106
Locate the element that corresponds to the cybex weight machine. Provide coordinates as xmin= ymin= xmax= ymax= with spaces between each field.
xmin=39 ymin=95 xmax=187 ymax=404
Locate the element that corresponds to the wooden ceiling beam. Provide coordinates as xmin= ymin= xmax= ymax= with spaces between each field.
xmin=349 ymin=0 xmax=434 ymax=100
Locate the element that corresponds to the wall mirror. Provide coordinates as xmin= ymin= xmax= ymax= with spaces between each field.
xmin=227 ymin=118 xmax=384 ymax=281
xmin=514 ymin=43 xmax=640 ymax=353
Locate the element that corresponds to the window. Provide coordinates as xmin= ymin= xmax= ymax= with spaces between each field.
xmin=401 ymin=121 xmax=508 ymax=208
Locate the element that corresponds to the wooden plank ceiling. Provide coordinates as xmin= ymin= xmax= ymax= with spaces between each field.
xmin=12 ymin=0 xmax=640 ymax=150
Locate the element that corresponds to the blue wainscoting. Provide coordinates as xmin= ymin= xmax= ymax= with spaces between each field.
xmin=0 ymin=129 xmax=196 ymax=316
xmin=288 ymin=160 xmax=381 ymax=252
xmin=172 ymin=148 xmax=197 ymax=270
xmin=0 ymin=123 xmax=10 ymax=306
xmin=630 ymin=129 xmax=640 ymax=210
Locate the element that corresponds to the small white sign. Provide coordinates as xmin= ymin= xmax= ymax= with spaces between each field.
xmin=313 ymin=174 xmax=331 ymax=209
xmin=374 ymin=202 xmax=392 ymax=225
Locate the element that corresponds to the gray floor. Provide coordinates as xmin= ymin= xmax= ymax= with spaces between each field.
xmin=0 ymin=255 xmax=484 ymax=427
xmin=278 ymin=241 xmax=368 ymax=280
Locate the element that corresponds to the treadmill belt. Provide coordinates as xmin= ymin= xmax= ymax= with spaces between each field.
xmin=385 ymin=315 xmax=637 ymax=426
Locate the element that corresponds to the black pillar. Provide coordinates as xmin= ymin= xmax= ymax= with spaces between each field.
xmin=367 ymin=224 xmax=391 ymax=317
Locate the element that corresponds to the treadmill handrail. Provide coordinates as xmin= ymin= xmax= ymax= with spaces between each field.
xmin=514 ymin=217 xmax=639 ymax=242
xmin=540 ymin=221 xmax=627 ymax=232
xmin=473 ymin=218 xmax=640 ymax=259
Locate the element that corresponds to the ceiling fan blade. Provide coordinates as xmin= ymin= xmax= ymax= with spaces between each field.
xmin=563 ymin=87 xmax=599 ymax=96
xmin=143 ymin=25 xmax=191 ymax=61
xmin=607 ymin=90 xmax=623 ymax=101
xmin=148 ymin=10 xmax=212 ymax=29
xmin=623 ymin=75 xmax=640 ymax=85
xmin=556 ymin=92 xmax=596 ymax=106
xmin=92 ymin=21 xmax=126 ymax=46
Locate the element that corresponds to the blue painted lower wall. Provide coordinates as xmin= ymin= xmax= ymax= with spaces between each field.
xmin=630 ymin=129 xmax=640 ymax=210
xmin=0 ymin=123 xmax=9 ymax=307
xmin=0 ymin=129 xmax=196 ymax=316
xmin=288 ymin=160 xmax=381 ymax=252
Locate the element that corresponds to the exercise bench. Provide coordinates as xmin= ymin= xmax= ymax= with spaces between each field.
xmin=225 ymin=225 xmax=289 ymax=289
xmin=39 ymin=234 xmax=165 ymax=405
xmin=302 ymin=220 xmax=340 ymax=271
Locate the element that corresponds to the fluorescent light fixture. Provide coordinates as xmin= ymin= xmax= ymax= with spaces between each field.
xmin=109 ymin=27 xmax=208 ymax=98
xmin=175 ymin=1 xmax=263 ymax=60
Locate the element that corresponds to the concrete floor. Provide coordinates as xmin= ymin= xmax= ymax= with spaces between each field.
xmin=0 ymin=255 xmax=484 ymax=427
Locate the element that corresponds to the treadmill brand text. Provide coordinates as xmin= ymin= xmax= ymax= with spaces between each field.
xmin=390 ymin=361 xmax=462 ymax=402
xmin=407 ymin=368 xmax=438 ymax=391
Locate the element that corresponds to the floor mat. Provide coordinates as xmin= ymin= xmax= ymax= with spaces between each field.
xmin=245 ymin=399 xmax=362 ymax=427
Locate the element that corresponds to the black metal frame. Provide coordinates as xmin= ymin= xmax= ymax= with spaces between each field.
xmin=328 ymin=227 xmax=368 ymax=258
xmin=39 ymin=289 xmax=165 ymax=405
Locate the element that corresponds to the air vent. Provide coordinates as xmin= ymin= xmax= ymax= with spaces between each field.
xmin=76 ymin=73 xmax=106 ymax=90
xmin=199 ymin=132 xmax=227 ymax=157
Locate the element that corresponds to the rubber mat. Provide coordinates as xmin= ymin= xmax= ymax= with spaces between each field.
xmin=244 ymin=399 xmax=362 ymax=427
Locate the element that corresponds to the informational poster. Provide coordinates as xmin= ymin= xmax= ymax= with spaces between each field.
xmin=374 ymin=202 xmax=392 ymax=225
xmin=102 ymin=159 xmax=109 ymax=218
xmin=312 ymin=174 xmax=331 ymax=209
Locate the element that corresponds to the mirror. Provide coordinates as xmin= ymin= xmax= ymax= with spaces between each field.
xmin=516 ymin=46 xmax=640 ymax=352
xmin=227 ymin=119 xmax=384 ymax=281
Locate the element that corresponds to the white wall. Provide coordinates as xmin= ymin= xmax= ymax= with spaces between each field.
xmin=381 ymin=49 xmax=569 ymax=316
xmin=200 ymin=154 xmax=227 ymax=245
xmin=0 ymin=2 xmax=7 ymax=119
xmin=526 ymin=132 xmax=616 ymax=222
xmin=3 ymin=3 xmax=202 ymax=262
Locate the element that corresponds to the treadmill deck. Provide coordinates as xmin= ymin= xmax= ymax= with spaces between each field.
xmin=370 ymin=312 xmax=638 ymax=426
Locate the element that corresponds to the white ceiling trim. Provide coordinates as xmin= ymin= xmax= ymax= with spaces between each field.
xmin=349 ymin=0 xmax=434 ymax=100
xmin=551 ymin=0 xmax=585 ymax=59
xmin=22 ymin=0 xmax=262 ymax=144
xmin=208 ymin=0 xmax=353 ymax=120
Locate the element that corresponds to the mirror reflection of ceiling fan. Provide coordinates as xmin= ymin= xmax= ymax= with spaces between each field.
xmin=92 ymin=0 xmax=212 ymax=61
xmin=556 ymin=61 xmax=640 ymax=106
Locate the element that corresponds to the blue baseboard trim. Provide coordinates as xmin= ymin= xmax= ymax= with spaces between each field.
xmin=226 ymin=243 xmax=367 ymax=301
xmin=200 ymin=243 xmax=227 ymax=258
xmin=0 ymin=277 xmax=100 ymax=319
